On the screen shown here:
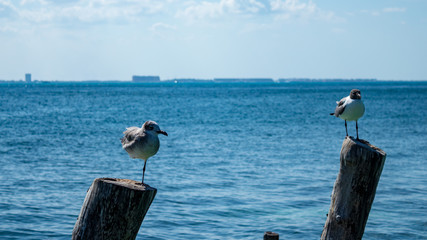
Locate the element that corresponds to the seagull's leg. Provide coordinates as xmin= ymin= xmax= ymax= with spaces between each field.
xmin=345 ymin=120 xmax=348 ymax=136
xmin=356 ymin=121 xmax=359 ymax=140
xmin=142 ymin=160 xmax=147 ymax=184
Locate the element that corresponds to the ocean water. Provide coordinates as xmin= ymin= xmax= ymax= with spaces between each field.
xmin=0 ymin=81 xmax=426 ymax=239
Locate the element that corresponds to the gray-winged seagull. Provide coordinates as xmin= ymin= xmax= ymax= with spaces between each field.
xmin=330 ymin=89 xmax=365 ymax=139
xmin=121 ymin=120 xmax=168 ymax=184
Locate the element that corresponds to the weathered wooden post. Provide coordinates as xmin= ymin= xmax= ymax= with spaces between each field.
xmin=264 ymin=231 xmax=279 ymax=240
xmin=321 ymin=137 xmax=386 ymax=240
xmin=72 ymin=178 xmax=157 ymax=240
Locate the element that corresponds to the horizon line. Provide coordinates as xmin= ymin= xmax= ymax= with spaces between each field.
xmin=2 ymin=78 xmax=427 ymax=82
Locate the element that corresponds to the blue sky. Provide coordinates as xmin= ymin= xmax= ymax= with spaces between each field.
xmin=0 ymin=0 xmax=426 ymax=81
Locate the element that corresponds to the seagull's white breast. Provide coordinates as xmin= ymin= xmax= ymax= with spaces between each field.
xmin=339 ymin=98 xmax=365 ymax=121
xmin=126 ymin=132 xmax=160 ymax=160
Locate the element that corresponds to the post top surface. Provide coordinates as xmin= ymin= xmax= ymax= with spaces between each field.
xmin=344 ymin=136 xmax=386 ymax=156
xmin=95 ymin=178 xmax=157 ymax=191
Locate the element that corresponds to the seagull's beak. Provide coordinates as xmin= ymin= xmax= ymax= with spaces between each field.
xmin=157 ymin=130 xmax=168 ymax=136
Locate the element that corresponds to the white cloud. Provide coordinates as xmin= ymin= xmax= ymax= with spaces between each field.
xmin=247 ymin=0 xmax=266 ymax=13
xmin=270 ymin=0 xmax=335 ymax=21
xmin=148 ymin=22 xmax=178 ymax=40
xmin=0 ymin=0 xmax=17 ymax=11
xmin=176 ymin=0 xmax=267 ymax=20
xmin=150 ymin=22 xmax=177 ymax=32
xmin=2 ymin=0 xmax=166 ymax=23
xmin=2 ymin=0 xmax=338 ymax=28
xmin=175 ymin=0 xmax=335 ymax=21
xmin=19 ymin=8 xmax=54 ymax=22
xmin=58 ymin=3 xmax=145 ymax=22
xmin=270 ymin=0 xmax=315 ymax=13
xmin=0 ymin=25 xmax=19 ymax=33
xmin=360 ymin=7 xmax=406 ymax=17
xmin=20 ymin=0 xmax=48 ymax=6
xmin=177 ymin=0 xmax=238 ymax=19
xmin=361 ymin=9 xmax=380 ymax=17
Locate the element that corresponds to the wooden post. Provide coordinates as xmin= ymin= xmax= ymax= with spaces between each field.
xmin=321 ymin=137 xmax=386 ymax=240
xmin=264 ymin=231 xmax=279 ymax=240
xmin=72 ymin=178 xmax=157 ymax=240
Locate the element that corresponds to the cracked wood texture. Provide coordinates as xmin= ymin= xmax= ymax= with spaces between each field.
xmin=321 ymin=137 xmax=386 ymax=240
xmin=72 ymin=178 xmax=157 ymax=240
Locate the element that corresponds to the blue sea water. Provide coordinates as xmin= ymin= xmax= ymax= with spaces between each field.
xmin=0 ymin=81 xmax=426 ymax=239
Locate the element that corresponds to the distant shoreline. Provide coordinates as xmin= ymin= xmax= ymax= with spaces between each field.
xmin=1 ymin=78 xmax=426 ymax=83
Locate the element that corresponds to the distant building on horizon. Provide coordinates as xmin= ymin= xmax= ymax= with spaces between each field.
xmin=25 ymin=73 xmax=31 ymax=82
xmin=132 ymin=75 xmax=160 ymax=82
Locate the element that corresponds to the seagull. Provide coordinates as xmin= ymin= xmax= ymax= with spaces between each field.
xmin=330 ymin=89 xmax=365 ymax=139
xmin=121 ymin=120 xmax=168 ymax=184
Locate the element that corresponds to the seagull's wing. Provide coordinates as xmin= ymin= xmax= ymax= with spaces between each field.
xmin=121 ymin=127 xmax=143 ymax=150
xmin=123 ymin=126 xmax=139 ymax=135
xmin=333 ymin=96 xmax=347 ymax=117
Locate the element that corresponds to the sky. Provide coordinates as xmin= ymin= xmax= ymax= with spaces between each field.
xmin=0 ymin=0 xmax=426 ymax=81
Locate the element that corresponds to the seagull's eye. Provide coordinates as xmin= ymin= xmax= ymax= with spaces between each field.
xmin=147 ymin=125 xmax=154 ymax=130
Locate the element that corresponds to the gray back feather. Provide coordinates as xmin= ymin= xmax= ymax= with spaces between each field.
xmin=121 ymin=127 xmax=143 ymax=149
xmin=333 ymin=97 xmax=347 ymax=117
